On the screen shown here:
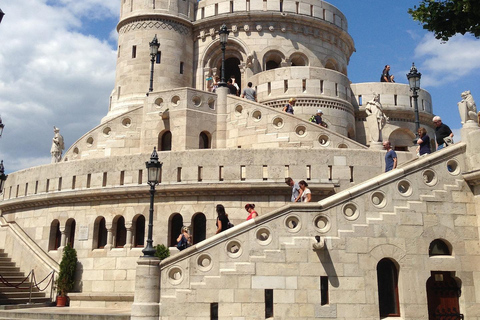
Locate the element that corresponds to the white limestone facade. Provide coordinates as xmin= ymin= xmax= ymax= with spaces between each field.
xmin=1 ymin=0 xmax=479 ymax=319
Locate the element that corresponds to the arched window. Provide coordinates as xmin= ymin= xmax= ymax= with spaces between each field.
xmin=114 ymin=216 xmax=127 ymax=248
xmin=325 ymin=59 xmax=337 ymax=71
xmin=48 ymin=220 xmax=62 ymax=251
xmin=133 ymin=215 xmax=146 ymax=247
xmin=192 ymin=213 xmax=206 ymax=244
xmin=93 ymin=216 xmax=108 ymax=249
xmin=376 ymin=258 xmax=400 ymax=317
xmin=65 ymin=218 xmax=76 ymax=248
xmin=169 ymin=213 xmax=183 ymax=247
xmin=199 ymin=132 xmax=211 ymax=149
xmin=289 ymin=53 xmax=308 ymax=66
xmin=159 ymin=131 xmax=172 ymax=151
xmin=264 ymin=51 xmax=284 ymax=71
xmin=429 ymin=239 xmax=451 ymax=256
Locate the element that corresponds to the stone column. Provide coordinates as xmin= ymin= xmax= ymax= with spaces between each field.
xmin=125 ymin=223 xmax=133 ymax=250
xmin=130 ymin=256 xmax=161 ymax=320
xmin=216 ymin=86 xmax=229 ymax=149
xmin=105 ymin=225 xmax=113 ymax=250
xmin=59 ymin=226 xmax=66 ymax=249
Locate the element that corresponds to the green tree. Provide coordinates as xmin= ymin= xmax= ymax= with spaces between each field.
xmin=409 ymin=0 xmax=480 ymax=41
xmin=55 ymin=244 xmax=77 ymax=297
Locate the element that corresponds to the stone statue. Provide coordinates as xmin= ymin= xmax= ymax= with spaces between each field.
xmin=457 ymin=90 xmax=478 ymax=125
xmin=51 ymin=126 xmax=64 ymax=163
xmin=365 ymin=93 xmax=389 ymax=143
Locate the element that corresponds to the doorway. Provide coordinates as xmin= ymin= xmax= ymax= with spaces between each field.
xmin=224 ymin=57 xmax=241 ymax=91
xmin=426 ymin=272 xmax=463 ymax=320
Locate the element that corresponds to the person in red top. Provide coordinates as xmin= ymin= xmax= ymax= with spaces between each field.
xmin=245 ymin=203 xmax=258 ymax=220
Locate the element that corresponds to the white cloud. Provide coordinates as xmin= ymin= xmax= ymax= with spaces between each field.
xmin=414 ymin=34 xmax=480 ymax=87
xmin=0 ymin=0 xmax=117 ymax=173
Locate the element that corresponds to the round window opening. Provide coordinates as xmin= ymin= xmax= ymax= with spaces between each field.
xmin=314 ymin=215 xmax=330 ymax=233
xmin=192 ymin=96 xmax=202 ymax=107
xmin=295 ymin=125 xmax=307 ymax=137
xmin=235 ymin=105 xmax=243 ymax=115
xmin=226 ymin=240 xmax=243 ymax=258
xmin=285 ymin=215 xmax=301 ymax=232
xmin=256 ymin=228 xmax=272 ymax=245
xmin=397 ymin=180 xmax=412 ymax=196
xmin=171 ymin=96 xmax=180 ymax=106
xmin=319 ymin=135 xmax=330 ymax=146
xmin=273 ymin=117 xmax=284 ymax=128
xmin=343 ymin=203 xmax=359 ymax=221
xmin=208 ymin=98 xmax=215 ymax=110
xmin=422 ymin=169 xmax=437 ymax=186
xmin=371 ymin=191 xmax=387 ymax=208
xmin=167 ymin=266 xmax=183 ymax=285
xmin=446 ymin=159 xmax=460 ymax=175
xmin=122 ymin=118 xmax=131 ymax=128
xmin=102 ymin=127 xmax=111 ymax=137
xmin=155 ymin=97 xmax=164 ymax=107
xmin=86 ymin=137 xmax=94 ymax=147
xmin=197 ymin=254 xmax=213 ymax=272
xmin=252 ymin=110 xmax=262 ymax=121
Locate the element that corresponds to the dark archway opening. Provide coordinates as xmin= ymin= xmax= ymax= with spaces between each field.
xmin=159 ymin=131 xmax=172 ymax=151
xmin=192 ymin=213 xmax=206 ymax=244
xmin=224 ymin=57 xmax=241 ymax=90
xmin=169 ymin=214 xmax=183 ymax=247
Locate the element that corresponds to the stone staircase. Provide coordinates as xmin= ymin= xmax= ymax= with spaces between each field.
xmin=0 ymin=249 xmax=51 ymax=306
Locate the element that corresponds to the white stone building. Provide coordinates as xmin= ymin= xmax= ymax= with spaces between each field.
xmin=1 ymin=0 xmax=480 ymax=319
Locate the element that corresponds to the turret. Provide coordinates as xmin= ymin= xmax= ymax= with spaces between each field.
xmin=106 ymin=0 xmax=196 ymax=121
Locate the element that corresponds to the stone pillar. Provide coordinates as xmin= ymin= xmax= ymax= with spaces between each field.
xmin=59 ymin=226 xmax=66 ymax=249
xmin=105 ymin=225 xmax=113 ymax=250
xmin=130 ymin=256 xmax=161 ymax=320
xmin=125 ymin=223 xmax=133 ymax=250
xmin=216 ymin=87 xmax=229 ymax=149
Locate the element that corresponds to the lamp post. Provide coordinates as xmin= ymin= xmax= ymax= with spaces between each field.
xmin=0 ymin=115 xmax=4 ymax=138
xmin=218 ymin=24 xmax=229 ymax=87
xmin=148 ymin=35 xmax=160 ymax=93
xmin=407 ymin=63 xmax=422 ymax=140
xmin=0 ymin=161 xmax=7 ymax=195
xmin=142 ymin=147 xmax=162 ymax=257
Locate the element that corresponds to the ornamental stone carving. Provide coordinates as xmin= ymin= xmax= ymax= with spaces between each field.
xmin=458 ymin=90 xmax=478 ymax=126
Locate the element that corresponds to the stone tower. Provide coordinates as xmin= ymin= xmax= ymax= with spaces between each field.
xmin=106 ymin=0 xmax=196 ymax=121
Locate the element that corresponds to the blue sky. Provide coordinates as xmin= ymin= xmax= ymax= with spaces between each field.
xmin=0 ymin=0 xmax=479 ymax=173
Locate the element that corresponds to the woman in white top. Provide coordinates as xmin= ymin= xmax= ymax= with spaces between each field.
xmin=299 ymin=180 xmax=311 ymax=202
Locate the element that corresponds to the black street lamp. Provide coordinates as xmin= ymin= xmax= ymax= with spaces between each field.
xmin=142 ymin=147 xmax=163 ymax=257
xmin=0 ymin=9 xmax=4 ymax=24
xmin=148 ymin=35 xmax=160 ymax=93
xmin=0 ymin=115 xmax=4 ymax=138
xmin=0 ymin=161 xmax=8 ymax=195
xmin=407 ymin=63 xmax=422 ymax=140
xmin=218 ymin=24 xmax=230 ymax=87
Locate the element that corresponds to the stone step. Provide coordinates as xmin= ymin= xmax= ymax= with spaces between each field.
xmin=0 ymin=307 xmax=131 ymax=320
xmin=0 ymin=297 xmax=51 ymax=305
xmin=0 ymin=287 xmax=40 ymax=293
xmin=0 ymin=292 xmax=46 ymax=299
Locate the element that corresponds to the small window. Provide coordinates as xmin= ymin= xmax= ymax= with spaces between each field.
xmin=358 ymin=95 xmax=362 ymax=106
xmin=265 ymin=289 xmax=273 ymax=318
xmin=156 ymin=51 xmax=161 ymax=64
xmin=132 ymin=45 xmax=137 ymax=58
xmin=279 ymin=0 xmax=283 ymax=12
xmin=180 ymin=62 xmax=184 ymax=74
xmin=320 ymin=276 xmax=329 ymax=305
xmin=94 ymin=217 xmax=108 ymax=249
xmin=429 ymin=239 xmax=451 ymax=256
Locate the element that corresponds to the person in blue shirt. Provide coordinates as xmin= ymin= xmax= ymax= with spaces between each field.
xmin=285 ymin=177 xmax=301 ymax=202
xmin=382 ymin=140 xmax=397 ymax=172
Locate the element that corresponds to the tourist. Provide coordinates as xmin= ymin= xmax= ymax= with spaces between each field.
xmin=209 ymin=76 xmax=220 ymax=93
xmin=241 ymin=82 xmax=257 ymax=102
xmin=231 ymin=75 xmax=240 ymax=95
xmin=227 ymin=79 xmax=238 ymax=96
xmin=380 ymin=65 xmax=395 ymax=83
xmin=299 ymin=180 xmax=311 ymax=202
xmin=245 ymin=203 xmax=258 ymax=220
xmin=382 ymin=141 xmax=397 ymax=172
xmin=283 ymin=98 xmax=296 ymax=114
xmin=432 ymin=116 xmax=453 ymax=150
xmin=416 ymin=127 xmax=431 ymax=156
xmin=176 ymin=227 xmax=191 ymax=251
xmin=285 ymin=177 xmax=301 ymax=202
xmin=215 ymin=204 xmax=231 ymax=234
xmin=312 ymin=109 xmax=327 ymax=127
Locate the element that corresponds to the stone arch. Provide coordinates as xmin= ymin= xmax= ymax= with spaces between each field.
xmin=200 ymin=38 xmax=248 ymax=90
xmin=132 ymin=214 xmax=146 ymax=248
xmin=191 ymin=212 xmax=206 ymax=245
xmin=263 ymin=49 xmax=285 ymax=70
xmin=199 ymin=131 xmax=211 ymax=149
xmin=289 ymin=52 xmax=309 ymax=66
xmin=388 ymin=128 xmax=415 ymax=151
xmin=113 ymin=215 xmax=127 ymax=248
xmin=158 ymin=130 xmax=172 ymax=151
xmin=48 ymin=219 xmax=61 ymax=251
xmin=324 ymin=58 xmax=338 ymax=71
xmin=93 ymin=216 xmax=107 ymax=249
xmin=168 ymin=213 xmax=184 ymax=247
xmin=65 ymin=218 xmax=76 ymax=248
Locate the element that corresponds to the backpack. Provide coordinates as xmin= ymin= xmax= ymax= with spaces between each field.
xmin=308 ymin=115 xmax=316 ymax=122
xmin=227 ymin=221 xmax=234 ymax=229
